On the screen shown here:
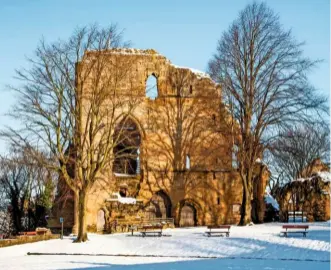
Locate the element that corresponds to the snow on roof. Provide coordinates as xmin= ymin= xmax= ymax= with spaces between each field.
xmin=171 ymin=64 xmax=210 ymax=79
xmin=264 ymin=192 xmax=279 ymax=210
xmin=106 ymin=192 xmax=137 ymax=204
xmin=316 ymin=171 xmax=331 ymax=182
xmin=292 ymin=171 xmax=331 ymax=183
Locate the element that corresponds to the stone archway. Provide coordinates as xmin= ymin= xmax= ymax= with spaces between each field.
xmin=179 ymin=204 xmax=196 ymax=227
xmin=146 ymin=190 xmax=172 ymax=219
xmin=176 ymin=199 xmax=201 ymax=227
xmin=96 ymin=209 xmax=106 ymax=232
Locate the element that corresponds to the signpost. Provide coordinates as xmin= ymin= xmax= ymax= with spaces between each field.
xmin=60 ymin=217 xmax=64 ymax=239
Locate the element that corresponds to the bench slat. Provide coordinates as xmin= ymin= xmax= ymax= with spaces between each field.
xmin=283 ymin=225 xmax=309 ymax=229
xmin=207 ymin=225 xmax=231 ymax=229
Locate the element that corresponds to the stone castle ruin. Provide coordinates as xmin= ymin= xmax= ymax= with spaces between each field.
xmin=49 ymin=49 xmax=269 ymax=233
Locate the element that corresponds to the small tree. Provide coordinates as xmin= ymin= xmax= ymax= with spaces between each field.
xmin=0 ymin=148 xmax=55 ymax=234
xmin=208 ymin=2 xmax=328 ymax=225
xmin=267 ymin=122 xmax=330 ymax=195
xmin=1 ymin=24 xmax=140 ymax=242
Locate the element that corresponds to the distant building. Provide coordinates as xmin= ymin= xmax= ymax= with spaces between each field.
xmin=278 ymin=159 xmax=330 ymax=222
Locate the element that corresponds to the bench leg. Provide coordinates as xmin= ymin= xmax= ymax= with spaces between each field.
xmin=303 ymin=232 xmax=306 ymax=237
xmin=226 ymin=232 xmax=229 ymax=237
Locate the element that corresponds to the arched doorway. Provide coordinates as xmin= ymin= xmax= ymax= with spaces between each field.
xmin=96 ymin=209 xmax=105 ymax=232
xmin=179 ymin=204 xmax=196 ymax=227
xmin=146 ymin=190 xmax=172 ymax=219
xmin=113 ymin=117 xmax=141 ymax=175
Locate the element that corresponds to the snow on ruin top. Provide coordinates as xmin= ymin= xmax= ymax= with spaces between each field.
xmin=292 ymin=171 xmax=331 ymax=183
xmin=86 ymin=48 xmax=211 ymax=80
xmin=106 ymin=192 xmax=138 ymax=204
xmin=171 ymin=64 xmax=211 ymax=79
xmin=100 ymin=48 xmax=161 ymax=56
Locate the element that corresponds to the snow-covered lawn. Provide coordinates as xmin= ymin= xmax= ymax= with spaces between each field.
xmin=0 ymin=222 xmax=329 ymax=270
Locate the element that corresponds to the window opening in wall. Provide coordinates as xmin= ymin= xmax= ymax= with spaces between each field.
xmin=146 ymin=74 xmax=158 ymax=100
xmin=189 ymin=85 xmax=193 ymax=94
xmin=232 ymin=144 xmax=239 ymax=169
xmin=217 ymin=196 xmax=220 ymax=205
xmin=186 ymin=155 xmax=191 ymax=169
xmin=213 ymin=172 xmax=216 ymax=179
xmin=119 ymin=183 xmax=128 ymax=197
xmin=136 ymin=147 xmax=140 ymax=174
xmin=113 ymin=118 xmax=141 ymax=175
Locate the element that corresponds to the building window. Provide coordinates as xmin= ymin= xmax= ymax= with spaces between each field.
xmin=232 ymin=144 xmax=239 ymax=169
xmin=189 ymin=85 xmax=193 ymax=94
xmin=146 ymin=74 xmax=158 ymax=99
xmin=213 ymin=172 xmax=216 ymax=179
xmin=186 ymin=155 xmax=191 ymax=169
xmin=217 ymin=196 xmax=220 ymax=205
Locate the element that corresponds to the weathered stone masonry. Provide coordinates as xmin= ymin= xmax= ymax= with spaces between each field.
xmin=49 ymin=49 xmax=269 ymax=232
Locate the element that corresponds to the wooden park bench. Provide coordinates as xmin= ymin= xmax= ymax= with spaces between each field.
xmin=205 ymin=225 xmax=231 ymax=237
xmin=35 ymin=227 xmax=50 ymax=236
xmin=281 ymin=225 xmax=309 ymax=237
xmin=18 ymin=231 xmax=37 ymax=236
xmin=140 ymin=225 xmax=163 ymax=237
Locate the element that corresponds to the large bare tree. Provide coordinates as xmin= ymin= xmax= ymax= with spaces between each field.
xmin=1 ymin=25 xmax=140 ymax=242
xmin=208 ymin=2 xmax=328 ymax=225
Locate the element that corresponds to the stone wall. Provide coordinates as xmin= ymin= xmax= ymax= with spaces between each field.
xmin=50 ymin=49 xmax=269 ymax=232
xmin=0 ymin=234 xmax=60 ymax=248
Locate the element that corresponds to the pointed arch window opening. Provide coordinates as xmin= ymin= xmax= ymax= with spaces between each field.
xmin=146 ymin=74 xmax=158 ymax=100
xmin=232 ymin=144 xmax=239 ymax=169
xmin=113 ymin=118 xmax=142 ymax=175
xmin=186 ymin=155 xmax=191 ymax=169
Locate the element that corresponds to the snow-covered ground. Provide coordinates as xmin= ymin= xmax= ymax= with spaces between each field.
xmin=0 ymin=222 xmax=329 ymax=270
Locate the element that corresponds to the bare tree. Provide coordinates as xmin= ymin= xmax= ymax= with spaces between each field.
xmin=1 ymin=25 xmax=140 ymax=242
xmin=0 ymin=148 xmax=55 ymax=234
xmin=208 ymin=2 xmax=328 ymax=225
xmin=267 ymin=122 xmax=330 ymax=195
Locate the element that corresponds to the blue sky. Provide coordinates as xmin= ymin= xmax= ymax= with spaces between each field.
xmin=0 ymin=0 xmax=329 ymax=152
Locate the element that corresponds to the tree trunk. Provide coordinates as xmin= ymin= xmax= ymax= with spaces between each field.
xmin=72 ymin=192 xmax=79 ymax=235
xmin=74 ymin=189 xmax=88 ymax=242
xmin=238 ymin=175 xmax=252 ymax=226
